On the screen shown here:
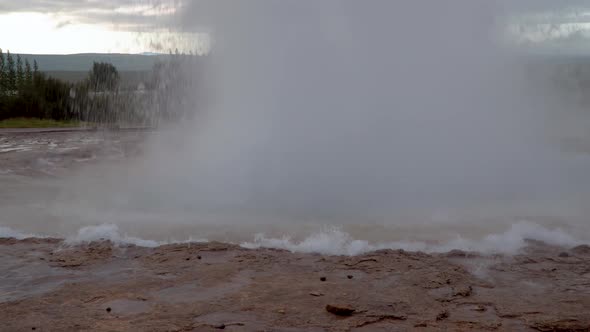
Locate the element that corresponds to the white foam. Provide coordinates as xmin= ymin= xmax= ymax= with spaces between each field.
xmin=63 ymin=224 xmax=208 ymax=248
xmin=242 ymin=227 xmax=373 ymax=256
xmin=1 ymin=221 xmax=584 ymax=255
xmin=64 ymin=224 xmax=162 ymax=248
xmin=241 ymin=221 xmax=584 ymax=255
xmin=0 ymin=226 xmax=38 ymax=240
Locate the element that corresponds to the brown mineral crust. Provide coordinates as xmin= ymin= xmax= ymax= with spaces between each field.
xmin=0 ymin=237 xmax=589 ymax=331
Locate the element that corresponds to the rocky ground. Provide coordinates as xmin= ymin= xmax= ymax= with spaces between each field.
xmin=0 ymin=237 xmax=589 ymax=332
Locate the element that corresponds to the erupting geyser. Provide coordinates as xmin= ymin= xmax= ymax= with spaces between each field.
xmin=148 ymin=0 xmax=590 ymax=223
xmin=4 ymin=1 xmax=590 ymax=253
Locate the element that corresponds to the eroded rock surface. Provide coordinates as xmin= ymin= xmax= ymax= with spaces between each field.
xmin=1 ymin=238 xmax=589 ymax=331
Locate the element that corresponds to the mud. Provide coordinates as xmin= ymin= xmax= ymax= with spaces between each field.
xmin=0 ymin=238 xmax=589 ymax=331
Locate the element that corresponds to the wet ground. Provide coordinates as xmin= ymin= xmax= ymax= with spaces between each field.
xmin=1 ymin=129 xmax=590 ymax=331
xmin=0 ymin=129 xmax=148 ymax=177
xmin=1 ymin=238 xmax=589 ymax=331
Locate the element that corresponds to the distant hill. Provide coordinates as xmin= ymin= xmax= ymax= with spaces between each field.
xmin=18 ymin=53 xmax=169 ymax=72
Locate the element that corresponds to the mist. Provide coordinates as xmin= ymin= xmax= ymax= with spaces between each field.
xmin=21 ymin=1 xmax=590 ymax=247
xmin=142 ymin=1 xmax=588 ymax=219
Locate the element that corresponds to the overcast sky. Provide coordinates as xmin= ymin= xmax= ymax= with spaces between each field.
xmin=0 ymin=0 xmax=187 ymax=54
xmin=0 ymin=1 xmax=590 ymax=54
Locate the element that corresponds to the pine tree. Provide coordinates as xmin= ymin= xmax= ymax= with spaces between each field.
xmin=24 ymin=59 xmax=32 ymax=86
xmin=33 ymin=60 xmax=38 ymax=74
xmin=16 ymin=54 xmax=24 ymax=89
xmin=6 ymin=51 xmax=16 ymax=91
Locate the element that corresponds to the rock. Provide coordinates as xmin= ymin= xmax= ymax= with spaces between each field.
xmin=278 ymin=309 xmax=286 ymax=314
xmin=320 ymin=277 xmax=327 ymax=282
xmin=530 ymin=319 xmax=590 ymax=332
xmin=326 ymin=304 xmax=355 ymax=316
xmin=197 ymin=255 xmax=202 ymax=260
xmin=106 ymin=307 xmax=112 ymax=313
xmin=310 ymin=291 xmax=324 ymax=297
xmin=347 ymin=275 xmax=354 ymax=279
xmin=446 ymin=250 xmax=468 ymax=258
xmin=571 ymin=245 xmax=590 ymax=255
xmin=453 ymin=285 xmax=472 ymax=297
xmin=436 ymin=310 xmax=449 ymax=321
xmin=473 ymin=305 xmax=486 ymax=312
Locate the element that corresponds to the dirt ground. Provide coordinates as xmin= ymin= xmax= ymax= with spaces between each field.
xmin=1 ymin=237 xmax=589 ymax=332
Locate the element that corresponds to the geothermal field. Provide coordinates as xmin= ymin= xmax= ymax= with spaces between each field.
xmin=0 ymin=129 xmax=589 ymax=332
xmin=2 ymin=1 xmax=590 ymax=331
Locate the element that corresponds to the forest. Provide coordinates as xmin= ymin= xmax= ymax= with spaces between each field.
xmin=0 ymin=49 xmax=203 ymax=126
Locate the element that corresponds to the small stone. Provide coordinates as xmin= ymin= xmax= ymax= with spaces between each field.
xmin=436 ymin=310 xmax=449 ymax=321
xmin=197 ymin=255 xmax=202 ymax=260
xmin=214 ymin=324 xmax=226 ymax=329
xmin=326 ymin=304 xmax=355 ymax=316
xmin=186 ymin=257 xmax=190 ymax=261
xmin=106 ymin=307 xmax=112 ymax=313
xmin=347 ymin=275 xmax=354 ymax=279
xmin=278 ymin=309 xmax=286 ymax=314
xmin=453 ymin=285 xmax=472 ymax=297
xmin=572 ymin=245 xmax=590 ymax=255
xmin=309 ymin=291 xmax=324 ymax=297
xmin=414 ymin=322 xmax=428 ymax=327
xmin=320 ymin=277 xmax=327 ymax=282
xmin=558 ymin=252 xmax=570 ymax=258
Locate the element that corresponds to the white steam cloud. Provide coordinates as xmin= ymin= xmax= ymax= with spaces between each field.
xmin=8 ymin=1 xmax=589 ymax=253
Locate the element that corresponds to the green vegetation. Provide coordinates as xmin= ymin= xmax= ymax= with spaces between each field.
xmin=0 ymin=48 xmax=205 ymax=127
xmin=45 ymin=70 xmax=151 ymax=87
xmin=0 ymin=118 xmax=82 ymax=128
xmin=0 ymin=48 xmax=74 ymax=122
xmin=88 ymin=62 xmax=120 ymax=91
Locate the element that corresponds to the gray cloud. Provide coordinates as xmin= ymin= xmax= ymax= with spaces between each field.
xmin=3 ymin=1 xmax=590 ymax=41
xmin=0 ymin=0 xmax=178 ymax=31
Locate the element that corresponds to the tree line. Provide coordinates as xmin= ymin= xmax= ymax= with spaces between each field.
xmin=0 ymin=49 xmax=38 ymax=92
xmin=0 ymin=49 xmax=74 ymax=121
xmin=0 ymin=48 xmax=205 ymax=125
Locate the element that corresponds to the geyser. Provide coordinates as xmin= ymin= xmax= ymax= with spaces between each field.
xmin=150 ymin=0 xmax=589 ymax=221
xmin=12 ymin=0 xmax=590 ymax=252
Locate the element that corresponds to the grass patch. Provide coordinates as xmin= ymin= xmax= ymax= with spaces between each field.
xmin=0 ymin=118 xmax=83 ymax=128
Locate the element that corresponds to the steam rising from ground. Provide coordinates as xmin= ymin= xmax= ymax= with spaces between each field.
xmin=149 ymin=1 xmax=590 ymax=221
xmin=4 ymin=1 xmax=590 ymax=253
